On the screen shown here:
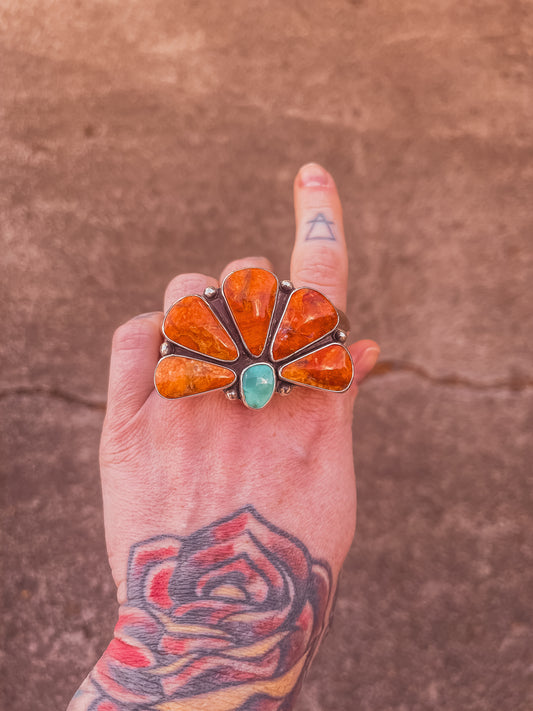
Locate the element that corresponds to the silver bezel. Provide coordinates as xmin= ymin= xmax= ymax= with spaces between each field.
xmin=239 ymin=362 xmax=276 ymax=410
xmin=278 ymin=344 xmax=354 ymax=393
xmin=162 ymin=294 xmax=239 ymax=364
xmin=154 ymin=354 xmax=237 ymax=401
xmin=269 ymin=287 xmax=340 ymax=363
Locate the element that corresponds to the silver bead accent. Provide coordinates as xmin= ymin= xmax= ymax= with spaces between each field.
xmin=334 ymin=329 xmax=348 ymax=343
xmin=280 ymin=280 xmax=293 ymax=292
xmin=225 ymin=388 xmax=239 ymax=401
xmin=160 ymin=341 xmax=172 ymax=357
xmin=204 ymin=286 xmax=218 ymax=299
xmin=278 ymin=383 xmax=292 ymax=396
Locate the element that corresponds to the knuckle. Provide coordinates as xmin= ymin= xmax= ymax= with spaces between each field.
xmin=165 ymin=273 xmax=211 ymax=302
xmin=300 ymin=189 xmax=342 ymax=216
xmin=301 ymin=196 xmax=334 ymax=211
xmin=112 ymin=319 xmax=156 ymax=353
xmin=296 ymin=248 xmax=347 ymax=290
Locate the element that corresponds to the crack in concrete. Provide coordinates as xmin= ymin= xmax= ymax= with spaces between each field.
xmin=370 ymin=360 xmax=533 ymax=391
xmin=0 ymin=385 xmax=107 ymax=410
xmin=0 ymin=361 xmax=531 ymax=410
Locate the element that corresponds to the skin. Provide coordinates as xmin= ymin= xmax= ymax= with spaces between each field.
xmin=68 ymin=162 xmax=379 ymax=709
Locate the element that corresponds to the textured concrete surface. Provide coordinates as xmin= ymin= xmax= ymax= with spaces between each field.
xmin=1 ymin=1 xmax=532 ymax=709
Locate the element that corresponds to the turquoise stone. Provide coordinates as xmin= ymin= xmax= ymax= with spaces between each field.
xmin=241 ymin=363 xmax=276 ymax=409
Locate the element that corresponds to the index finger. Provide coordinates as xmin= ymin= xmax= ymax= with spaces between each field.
xmin=290 ymin=163 xmax=348 ymax=311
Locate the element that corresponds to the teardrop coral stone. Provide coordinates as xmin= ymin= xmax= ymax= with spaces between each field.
xmin=279 ymin=344 xmax=353 ymax=391
xmin=164 ymin=296 xmax=238 ymax=361
xmin=271 ymin=288 xmax=338 ymax=361
xmin=155 ymin=356 xmax=236 ymax=399
xmin=223 ymin=268 xmax=278 ymax=357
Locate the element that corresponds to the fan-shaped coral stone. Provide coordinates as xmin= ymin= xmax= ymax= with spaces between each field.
xmin=155 ymin=356 xmax=235 ymax=399
xmin=164 ymin=296 xmax=238 ymax=361
xmin=271 ymin=288 xmax=338 ymax=361
xmin=223 ymin=268 xmax=278 ymax=356
xmin=279 ymin=344 xmax=353 ymax=391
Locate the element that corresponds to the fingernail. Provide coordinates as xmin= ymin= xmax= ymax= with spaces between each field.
xmin=298 ymin=163 xmax=331 ymax=188
xmin=133 ymin=311 xmax=161 ymax=320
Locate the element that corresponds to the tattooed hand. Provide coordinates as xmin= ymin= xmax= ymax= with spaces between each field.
xmin=68 ymin=163 xmax=379 ymax=711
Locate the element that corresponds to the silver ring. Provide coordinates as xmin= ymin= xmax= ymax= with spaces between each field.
xmin=154 ymin=267 xmax=353 ymax=409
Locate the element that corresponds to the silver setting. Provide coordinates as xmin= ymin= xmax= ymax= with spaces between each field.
xmin=334 ymin=329 xmax=348 ymax=343
xmin=239 ymin=362 xmax=276 ymax=410
xmin=269 ymin=287 xmax=340 ymax=363
xmin=204 ymin=286 xmax=218 ymax=300
xmin=162 ymin=294 xmax=239 ymax=364
xmin=160 ymin=341 xmax=173 ymax=357
xmin=280 ymin=279 xmax=293 ymax=292
xmin=155 ymin=267 xmax=353 ymax=406
xmin=154 ymin=354 xmax=237 ymax=401
xmin=278 ymin=343 xmax=354 ymax=393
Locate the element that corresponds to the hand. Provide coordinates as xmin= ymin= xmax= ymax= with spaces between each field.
xmin=68 ymin=162 xmax=379 ymax=711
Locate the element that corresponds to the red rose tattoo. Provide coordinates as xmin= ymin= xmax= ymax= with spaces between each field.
xmin=74 ymin=507 xmax=333 ymax=711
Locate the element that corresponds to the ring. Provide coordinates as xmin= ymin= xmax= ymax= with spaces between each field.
xmin=154 ymin=268 xmax=354 ymax=409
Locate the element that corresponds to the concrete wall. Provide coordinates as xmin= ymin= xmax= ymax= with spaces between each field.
xmin=1 ymin=2 xmax=532 ymax=709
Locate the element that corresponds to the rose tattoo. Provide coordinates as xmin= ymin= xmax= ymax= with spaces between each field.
xmin=77 ymin=507 xmax=332 ymax=711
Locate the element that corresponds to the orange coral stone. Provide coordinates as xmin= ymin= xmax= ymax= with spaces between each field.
xmin=164 ymin=296 xmax=238 ymax=361
xmin=271 ymin=288 xmax=338 ymax=361
xmin=155 ymin=356 xmax=235 ymax=399
xmin=279 ymin=344 xmax=353 ymax=391
xmin=223 ymin=268 xmax=278 ymax=356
